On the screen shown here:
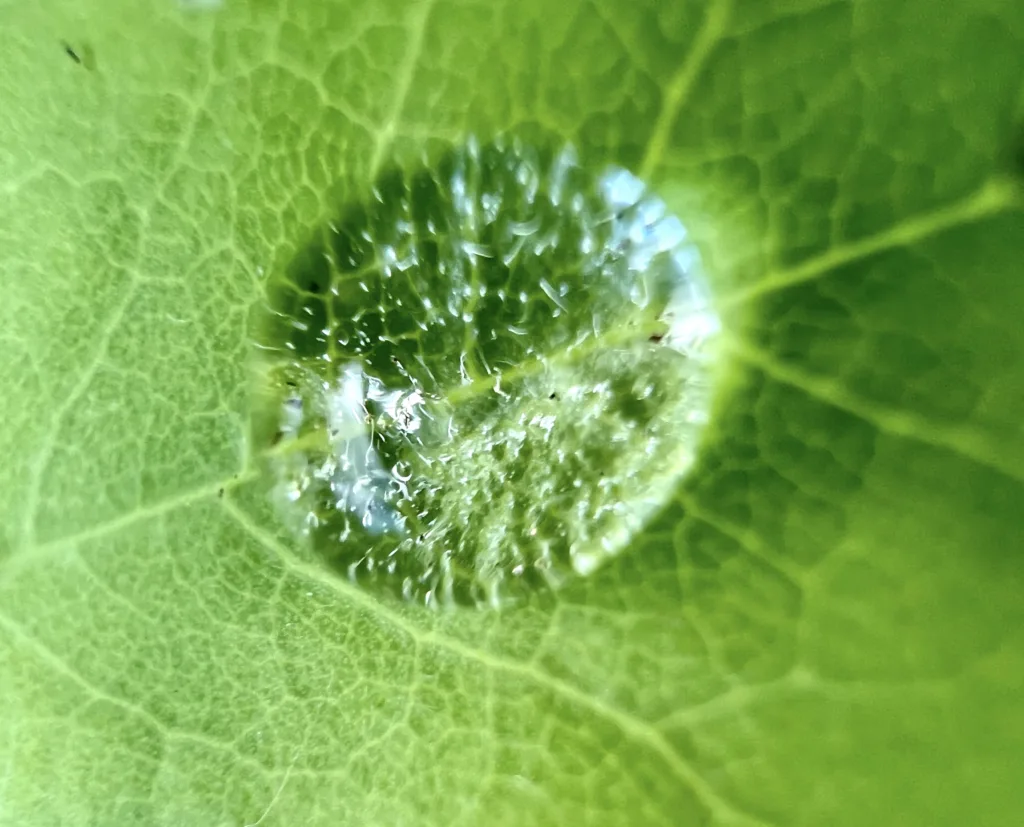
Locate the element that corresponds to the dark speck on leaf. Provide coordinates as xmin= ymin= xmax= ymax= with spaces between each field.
xmin=270 ymin=430 xmax=284 ymax=447
xmin=308 ymin=280 xmax=321 ymax=294
xmin=648 ymin=332 xmax=665 ymax=343
xmin=548 ymin=392 xmax=558 ymax=400
xmin=217 ymin=488 xmax=225 ymax=499
xmin=62 ymin=41 xmax=95 ymax=70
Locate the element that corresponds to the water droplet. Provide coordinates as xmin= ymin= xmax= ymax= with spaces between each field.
xmin=255 ymin=135 xmax=719 ymax=609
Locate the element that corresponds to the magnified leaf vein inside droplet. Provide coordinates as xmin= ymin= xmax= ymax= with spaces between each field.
xmin=255 ymin=135 xmax=719 ymax=608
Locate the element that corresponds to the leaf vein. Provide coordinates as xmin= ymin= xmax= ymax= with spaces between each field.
xmin=638 ymin=0 xmax=733 ymax=181
xmin=716 ymin=177 xmax=1022 ymax=310
xmin=368 ymin=0 xmax=439 ymax=176
xmin=18 ymin=281 xmax=141 ymax=551
xmin=4 ymin=475 xmax=252 ymax=578
xmin=0 ymin=609 xmax=278 ymax=780
xmin=723 ymin=335 xmax=1024 ymax=485
xmin=220 ymin=497 xmax=775 ymax=827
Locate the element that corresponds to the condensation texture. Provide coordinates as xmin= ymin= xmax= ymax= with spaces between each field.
xmin=255 ymin=135 xmax=719 ymax=608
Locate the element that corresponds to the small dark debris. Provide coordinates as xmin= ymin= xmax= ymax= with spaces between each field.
xmin=217 ymin=487 xmax=225 ymax=498
xmin=308 ymin=280 xmax=321 ymax=294
xmin=548 ymin=392 xmax=558 ymax=400
xmin=62 ymin=41 xmax=95 ymax=70
xmin=648 ymin=332 xmax=665 ymax=344
xmin=270 ymin=430 xmax=284 ymax=446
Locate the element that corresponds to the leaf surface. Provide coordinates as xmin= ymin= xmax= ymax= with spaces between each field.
xmin=1 ymin=0 xmax=1023 ymax=825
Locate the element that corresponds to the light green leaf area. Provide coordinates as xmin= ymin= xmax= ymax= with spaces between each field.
xmin=2 ymin=0 xmax=1023 ymax=824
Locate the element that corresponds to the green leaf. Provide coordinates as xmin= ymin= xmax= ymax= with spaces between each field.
xmin=2 ymin=0 xmax=1022 ymax=825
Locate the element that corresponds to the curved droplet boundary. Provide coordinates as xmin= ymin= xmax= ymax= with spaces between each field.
xmin=252 ymin=134 xmax=721 ymax=609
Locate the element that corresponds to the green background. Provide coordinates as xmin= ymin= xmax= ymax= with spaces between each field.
xmin=1 ymin=0 xmax=1022 ymax=824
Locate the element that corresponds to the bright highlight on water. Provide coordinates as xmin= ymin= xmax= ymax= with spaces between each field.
xmin=256 ymin=135 xmax=720 ymax=608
